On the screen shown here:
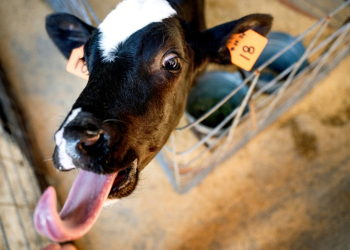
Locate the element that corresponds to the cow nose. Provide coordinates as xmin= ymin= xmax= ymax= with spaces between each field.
xmin=62 ymin=111 xmax=108 ymax=157
xmin=78 ymin=129 xmax=105 ymax=153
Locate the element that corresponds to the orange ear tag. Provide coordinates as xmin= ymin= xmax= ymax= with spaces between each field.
xmin=66 ymin=45 xmax=89 ymax=80
xmin=226 ymin=29 xmax=268 ymax=71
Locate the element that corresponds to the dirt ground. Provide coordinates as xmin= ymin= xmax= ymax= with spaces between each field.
xmin=0 ymin=0 xmax=350 ymax=249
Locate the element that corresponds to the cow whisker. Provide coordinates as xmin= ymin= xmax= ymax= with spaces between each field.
xmin=51 ymin=114 xmax=67 ymax=121
xmin=103 ymin=119 xmax=126 ymax=124
xmin=42 ymin=157 xmax=53 ymax=163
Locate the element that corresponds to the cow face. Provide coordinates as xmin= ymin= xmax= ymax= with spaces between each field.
xmin=46 ymin=0 xmax=272 ymax=199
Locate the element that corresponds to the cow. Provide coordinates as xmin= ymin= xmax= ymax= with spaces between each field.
xmin=34 ymin=0 xmax=272 ymax=243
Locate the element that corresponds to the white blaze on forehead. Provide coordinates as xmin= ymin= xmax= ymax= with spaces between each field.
xmin=98 ymin=0 xmax=176 ymax=62
xmin=54 ymin=108 xmax=82 ymax=170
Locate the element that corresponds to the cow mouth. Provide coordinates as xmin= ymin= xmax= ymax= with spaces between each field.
xmin=111 ymin=168 xmax=131 ymax=191
xmin=108 ymin=160 xmax=138 ymax=199
xmin=34 ymin=160 xmax=138 ymax=243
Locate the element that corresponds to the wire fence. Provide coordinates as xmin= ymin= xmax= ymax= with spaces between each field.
xmin=0 ymin=68 xmax=50 ymax=249
xmin=280 ymin=0 xmax=350 ymax=27
xmin=156 ymin=0 xmax=350 ymax=192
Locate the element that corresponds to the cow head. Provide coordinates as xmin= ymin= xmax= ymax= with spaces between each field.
xmin=46 ymin=0 xmax=272 ymax=199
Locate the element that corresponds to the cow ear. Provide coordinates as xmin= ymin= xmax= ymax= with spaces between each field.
xmin=46 ymin=13 xmax=96 ymax=59
xmin=200 ymin=14 xmax=273 ymax=64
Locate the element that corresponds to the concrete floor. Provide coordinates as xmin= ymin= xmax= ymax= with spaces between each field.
xmin=1 ymin=0 xmax=350 ymax=249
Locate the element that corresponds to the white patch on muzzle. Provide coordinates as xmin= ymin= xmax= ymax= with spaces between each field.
xmin=103 ymin=199 xmax=119 ymax=208
xmin=98 ymin=0 xmax=176 ymax=62
xmin=55 ymin=108 xmax=82 ymax=170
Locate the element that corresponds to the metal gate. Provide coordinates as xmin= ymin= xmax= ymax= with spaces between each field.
xmin=157 ymin=1 xmax=350 ymax=192
xmin=0 ymin=66 xmax=50 ymax=249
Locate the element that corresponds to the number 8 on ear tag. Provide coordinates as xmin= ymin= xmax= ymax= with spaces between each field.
xmin=226 ymin=29 xmax=268 ymax=71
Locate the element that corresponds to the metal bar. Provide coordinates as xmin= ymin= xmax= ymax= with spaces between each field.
xmin=176 ymin=74 xmax=254 ymax=131
xmin=173 ymin=73 xmax=260 ymax=167
xmin=256 ymin=19 xmax=324 ymax=72
xmin=189 ymin=79 xmax=258 ymax=170
xmin=5 ymin=134 xmax=44 ymax=248
xmin=0 ymin=74 xmax=44 ymax=248
xmin=329 ymin=0 xmax=350 ymax=18
xmin=259 ymin=17 xmax=331 ymax=125
xmin=304 ymin=23 xmax=350 ymax=84
xmin=156 ymin=152 xmax=178 ymax=189
xmin=71 ymin=0 xmax=89 ymax=24
xmin=0 ymin=215 xmax=10 ymax=250
xmin=82 ymin=0 xmax=101 ymax=25
xmin=248 ymin=100 xmax=258 ymax=131
xmin=252 ymin=22 xmax=350 ymax=98
xmin=179 ymin=121 xmax=230 ymax=170
xmin=76 ymin=0 xmax=92 ymax=25
xmin=0 ymin=75 xmax=43 ymax=192
xmin=170 ymin=133 xmax=181 ymax=191
xmin=0 ymin=60 xmax=49 ymax=248
xmin=254 ymin=0 xmax=350 ymax=74
xmin=0 ymin=153 xmax=31 ymax=250
xmin=172 ymin=106 xmax=240 ymax=155
xmin=220 ymin=72 xmax=260 ymax=155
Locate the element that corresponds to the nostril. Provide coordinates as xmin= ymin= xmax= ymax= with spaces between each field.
xmin=82 ymin=134 xmax=100 ymax=146
xmin=86 ymin=130 xmax=101 ymax=136
xmin=78 ymin=131 xmax=105 ymax=153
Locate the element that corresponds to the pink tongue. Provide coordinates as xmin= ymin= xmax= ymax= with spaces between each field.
xmin=34 ymin=170 xmax=118 ymax=242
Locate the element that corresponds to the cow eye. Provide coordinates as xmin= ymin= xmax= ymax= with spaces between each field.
xmin=162 ymin=53 xmax=181 ymax=71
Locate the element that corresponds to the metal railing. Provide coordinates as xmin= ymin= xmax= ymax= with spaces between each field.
xmin=156 ymin=0 xmax=350 ymax=192
xmin=0 ymin=69 xmax=50 ymax=249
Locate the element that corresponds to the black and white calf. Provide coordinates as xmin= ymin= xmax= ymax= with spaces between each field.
xmin=35 ymin=0 xmax=272 ymax=243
